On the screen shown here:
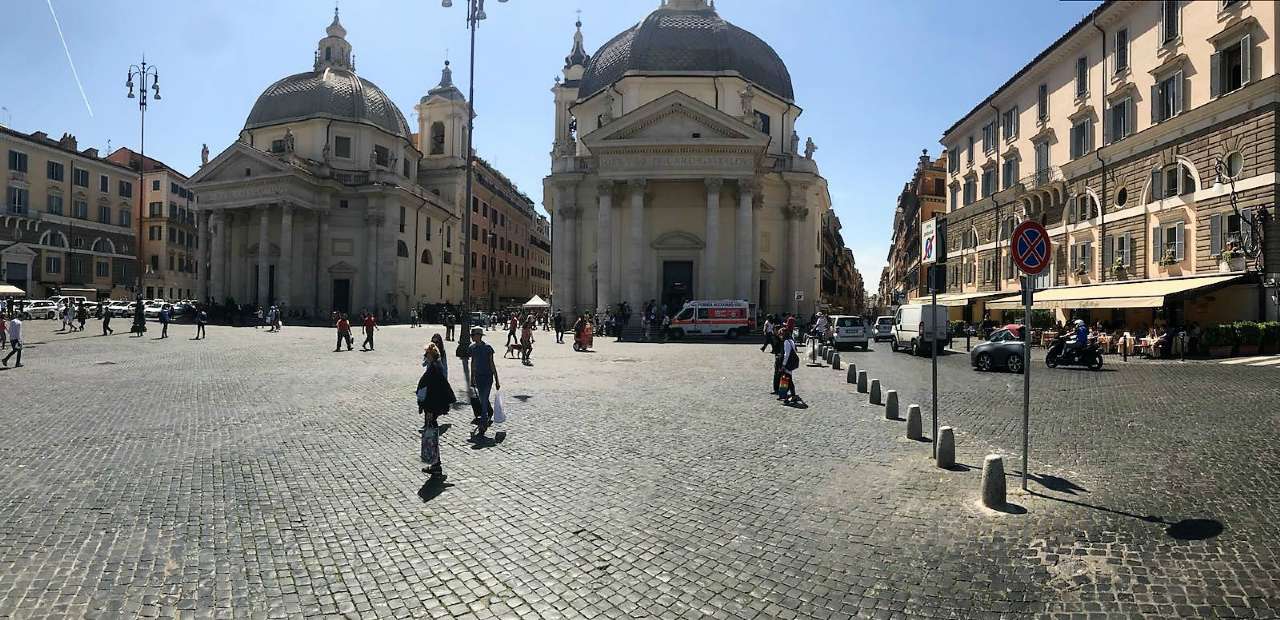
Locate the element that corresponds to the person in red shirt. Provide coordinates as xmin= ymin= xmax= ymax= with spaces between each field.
xmin=334 ymin=313 xmax=353 ymax=352
xmin=361 ymin=312 xmax=379 ymax=351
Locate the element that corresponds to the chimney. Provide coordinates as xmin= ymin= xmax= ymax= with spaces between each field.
xmin=82 ymin=147 xmax=99 ymax=158
xmin=31 ymin=131 xmax=48 ymax=141
xmin=58 ymin=133 xmax=78 ymax=151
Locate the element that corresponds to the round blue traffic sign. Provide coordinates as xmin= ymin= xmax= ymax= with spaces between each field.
xmin=1011 ymin=221 xmax=1051 ymax=276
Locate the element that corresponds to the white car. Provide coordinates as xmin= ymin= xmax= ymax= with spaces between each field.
xmin=830 ymin=315 xmax=870 ymax=350
xmin=873 ymin=316 xmax=894 ymax=341
xmin=108 ymin=301 xmax=134 ymax=317
xmin=22 ymin=301 xmax=59 ymax=320
xmin=143 ymin=301 xmax=167 ymax=318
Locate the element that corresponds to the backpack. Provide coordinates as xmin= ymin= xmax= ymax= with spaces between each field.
xmin=784 ymin=347 xmax=800 ymax=371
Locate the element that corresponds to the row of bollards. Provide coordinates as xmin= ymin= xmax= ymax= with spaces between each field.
xmin=826 ymin=353 xmax=1007 ymax=511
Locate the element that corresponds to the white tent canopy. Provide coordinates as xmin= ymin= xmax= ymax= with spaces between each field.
xmin=0 ymin=284 xmax=25 ymax=297
xmin=522 ymin=295 xmax=550 ymax=308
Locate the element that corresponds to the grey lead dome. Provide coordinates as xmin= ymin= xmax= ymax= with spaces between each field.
xmin=577 ymin=3 xmax=795 ymax=102
xmin=244 ymin=67 xmax=412 ymax=140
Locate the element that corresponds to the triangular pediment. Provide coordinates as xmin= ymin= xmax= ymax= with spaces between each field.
xmin=650 ymin=230 xmax=704 ymax=250
xmin=583 ymin=91 xmax=768 ymax=150
xmin=189 ymin=142 xmax=292 ymax=185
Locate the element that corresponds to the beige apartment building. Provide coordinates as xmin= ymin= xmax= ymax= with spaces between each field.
xmin=881 ymin=150 xmax=948 ymax=306
xmin=940 ymin=0 xmax=1278 ymax=326
xmin=2 ymin=127 xmax=138 ymax=300
xmin=531 ymin=213 xmax=551 ymax=300
xmin=107 ymin=148 xmax=199 ymax=301
xmin=468 ymin=157 xmax=541 ymax=311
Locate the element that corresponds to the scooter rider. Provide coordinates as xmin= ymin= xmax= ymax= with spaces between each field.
xmin=1068 ymin=319 xmax=1088 ymax=352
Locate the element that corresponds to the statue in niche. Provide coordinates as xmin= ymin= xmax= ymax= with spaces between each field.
xmin=200 ymin=143 xmax=209 ymax=166
xmin=790 ymin=131 xmax=800 ymax=155
xmin=600 ymin=92 xmax=615 ymax=126
xmin=283 ymin=128 xmax=295 ymax=153
xmin=804 ymin=137 xmax=817 ymax=160
xmin=739 ymin=84 xmax=755 ymax=118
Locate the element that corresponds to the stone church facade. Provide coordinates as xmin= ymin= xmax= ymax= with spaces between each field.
xmin=545 ymin=0 xmax=833 ymax=317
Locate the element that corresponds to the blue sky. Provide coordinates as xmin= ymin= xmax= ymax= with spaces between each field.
xmin=2 ymin=0 xmax=1100 ymax=288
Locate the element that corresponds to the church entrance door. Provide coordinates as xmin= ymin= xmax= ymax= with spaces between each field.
xmin=661 ymin=260 xmax=693 ymax=314
xmin=332 ymin=279 xmax=351 ymax=314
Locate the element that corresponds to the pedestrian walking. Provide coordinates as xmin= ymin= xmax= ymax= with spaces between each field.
xmin=0 ymin=312 xmax=7 ymax=350
xmin=553 ymin=310 xmax=565 ymax=344
xmin=361 ymin=311 xmax=378 ymax=351
xmin=254 ymin=306 xmax=264 ymax=329
xmin=467 ymin=326 xmax=500 ymax=442
xmin=409 ymin=308 xmax=419 ymax=328
xmin=101 ymin=307 xmax=113 ymax=336
xmin=444 ymin=311 xmax=455 ymax=341
xmin=417 ymin=342 xmax=455 ymax=484
xmin=766 ymin=325 xmax=784 ymax=394
xmin=195 ymin=307 xmax=208 ymax=340
xmin=159 ymin=305 xmax=171 ymax=339
xmin=506 ymin=314 xmax=519 ymax=347
xmin=430 ymin=333 xmax=448 ymax=379
xmin=778 ymin=328 xmax=801 ymax=405
xmin=76 ymin=304 xmax=88 ymax=332
xmin=334 ymin=314 xmax=353 ymax=351
xmin=2 ymin=315 xmax=23 ymax=368
xmin=520 ymin=318 xmax=534 ymax=365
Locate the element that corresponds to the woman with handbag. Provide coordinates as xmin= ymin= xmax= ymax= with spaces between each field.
xmin=417 ymin=343 xmax=456 ymax=484
xmin=778 ymin=328 xmax=801 ymax=405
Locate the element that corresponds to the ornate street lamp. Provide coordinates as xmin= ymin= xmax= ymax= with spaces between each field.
xmin=440 ymin=0 xmax=508 ymax=364
xmin=126 ymin=57 xmax=160 ymax=330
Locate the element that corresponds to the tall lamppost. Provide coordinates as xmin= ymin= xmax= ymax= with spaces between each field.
xmin=487 ymin=231 xmax=498 ymax=312
xmin=126 ymin=58 xmax=160 ymax=327
xmin=441 ymin=0 xmax=507 ymax=363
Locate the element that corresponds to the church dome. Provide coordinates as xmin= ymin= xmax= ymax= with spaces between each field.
xmin=243 ymin=9 xmax=411 ymax=140
xmin=244 ymin=69 xmax=412 ymax=139
xmin=577 ymin=0 xmax=794 ymax=102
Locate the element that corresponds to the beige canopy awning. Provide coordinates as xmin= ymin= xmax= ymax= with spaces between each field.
xmin=522 ymin=295 xmax=550 ymax=308
xmin=931 ymin=291 xmax=1007 ymax=307
xmin=0 ymin=284 xmax=25 ymax=297
xmin=986 ymin=274 xmax=1246 ymax=310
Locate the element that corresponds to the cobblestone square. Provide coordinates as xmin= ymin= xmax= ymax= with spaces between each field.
xmin=1 ymin=322 xmax=1278 ymax=619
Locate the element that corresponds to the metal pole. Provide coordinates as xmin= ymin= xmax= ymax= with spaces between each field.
xmin=930 ymin=274 xmax=938 ymax=458
xmin=454 ymin=0 xmax=479 ymax=381
xmin=1021 ymin=275 xmax=1032 ymax=491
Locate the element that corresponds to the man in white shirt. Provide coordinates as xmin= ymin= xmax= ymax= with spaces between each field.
xmin=2 ymin=316 xmax=22 ymax=367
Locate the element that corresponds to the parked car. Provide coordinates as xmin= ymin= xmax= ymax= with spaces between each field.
xmin=830 ymin=315 xmax=870 ymax=350
xmin=107 ymin=301 xmax=134 ymax=317
xmin=970 ymin=325 xmax=1027 ymax=373
xmin=890 ymin=303 xmax=949 ymax=356
xmin=873 ymin=316 xmax=894 ymax=341
xmin=143 ymin=301 xmax=167 ymax=318
xmin=22 ymin=300 xmax=59 ymax=320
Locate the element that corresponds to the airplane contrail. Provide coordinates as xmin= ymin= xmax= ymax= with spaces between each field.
xmin=45 ymin=0 xmax=94 ymax=118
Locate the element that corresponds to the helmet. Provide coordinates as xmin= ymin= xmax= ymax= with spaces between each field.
xmin=1074 ymin=319 xmax=1085 ymax=326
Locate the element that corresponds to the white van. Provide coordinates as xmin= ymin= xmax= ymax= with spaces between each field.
xmin=890 ymin=303 xmax=949 ymax=356
xmin=668 ymin=299 xmax=753 ymax=339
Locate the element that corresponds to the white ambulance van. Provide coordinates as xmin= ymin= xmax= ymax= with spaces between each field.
xmin=667 ymin=299 xmax=754 ymax=340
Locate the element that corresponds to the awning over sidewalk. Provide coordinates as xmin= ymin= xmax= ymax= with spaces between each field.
xmin=522 ymin=294 xmax=550 ymax=308
xmin=930 ymin=291 xmax=1007 ymax=307
xmin=986 ymin=274 xmax=1246 ymax=310
xmin=0 ymin=284 xmax=25 ymax=297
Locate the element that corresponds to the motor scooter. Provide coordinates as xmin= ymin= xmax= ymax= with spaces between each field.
xmin=1045 ymin=334 xmax=1104 ymax=370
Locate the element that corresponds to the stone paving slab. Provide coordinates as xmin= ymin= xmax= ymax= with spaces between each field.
xmin=0 ymin=321 xmax=1277 ymax=618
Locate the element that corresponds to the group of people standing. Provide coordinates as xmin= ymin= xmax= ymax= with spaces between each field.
xmin=332 ymin=311 xmax=379 ymax=352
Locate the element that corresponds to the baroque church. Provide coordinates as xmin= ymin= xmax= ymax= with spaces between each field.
xmin=190 ymin=9 xmax=478 ymax=316
xmin=545 ymin=0 xmax=831 ymax=316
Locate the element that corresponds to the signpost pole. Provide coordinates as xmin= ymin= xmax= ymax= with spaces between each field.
xmin=1021 ymin=276 xmax=1032 ymax=491
xmin=931 ymin=279 xmax=938 ymax=458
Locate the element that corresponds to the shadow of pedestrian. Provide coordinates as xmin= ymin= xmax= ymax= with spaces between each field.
xmin=1029 ymin=473 xmax=1089 ymax=495
xmin=510 ymin=394 xmax=532 ymax=402
xmin=417 ymin=479 xmax=453 ymax=502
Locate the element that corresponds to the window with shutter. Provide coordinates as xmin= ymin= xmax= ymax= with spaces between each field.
xmin=1123 ymin=233 xmax=1133 ymax=266
xmin=1103 ymin=235 xmax=1114 ymax=269
xmin=1210 ymin=214 xmax=1222 ymax=256
xmin=1150 ymin=169 xmax=1162 ymax=202
xmin=1175 ymin=223 xmax=1185 ymax=261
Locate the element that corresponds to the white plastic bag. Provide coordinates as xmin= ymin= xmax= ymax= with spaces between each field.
xmin=492 ymin=390 xmax=506 ymax=424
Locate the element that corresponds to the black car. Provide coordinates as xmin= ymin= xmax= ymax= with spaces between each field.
xmin=969 ymin=327 xmax=1027 ymax=373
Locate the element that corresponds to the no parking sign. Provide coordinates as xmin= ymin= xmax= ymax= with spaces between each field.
xmin=1011 ymin=221 xmax=1051 ymax=276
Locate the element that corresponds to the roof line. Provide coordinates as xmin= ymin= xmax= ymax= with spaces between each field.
xmin=942 ymin=0 xmax=1113 ymax=139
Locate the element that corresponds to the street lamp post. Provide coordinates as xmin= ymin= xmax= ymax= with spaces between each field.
xmin=126 ymin=57 xmax=160 ymax=330
xmin=441 ymin=0 xmax=507 ymax=365
xmin=488 ymin=231 xmax=497 ymax=313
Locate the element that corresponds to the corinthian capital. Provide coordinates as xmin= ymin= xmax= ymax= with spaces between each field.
xmin=704 ymin=178 xmax=724 ymax=193
xmin=626 ymin=178 xmax=648 ymax=194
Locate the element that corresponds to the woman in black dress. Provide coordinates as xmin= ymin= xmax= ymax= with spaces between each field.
xmin=417 ymin=343 xmax=456 ymax=484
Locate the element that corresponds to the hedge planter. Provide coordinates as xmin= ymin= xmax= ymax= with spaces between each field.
xmin=1209 ymin=346 xmax=1234 ymax=358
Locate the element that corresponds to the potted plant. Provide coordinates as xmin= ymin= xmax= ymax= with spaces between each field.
xmin=1235 ymin=321 xmax=1262 ymax=355
xmin=1159 ymin=250 xmax=1179 ymax=266
xmin=1111 ymin=258 xmax=1127 ymax=278
xmin=1202 ymin=324 xmax=1237 ymax=358
xmin=1218 ymin=246 xmax=1246 ymax=272
xmin=1073 ymin=262 xmax=1088 ymax=276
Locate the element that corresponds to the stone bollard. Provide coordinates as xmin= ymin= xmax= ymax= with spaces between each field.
xmin=826 ymin=347 xmax=835 ymax=364
xmin=819 ymin=344 xmax=828 ymax=359
xmin=809 ymin=345 xmax=817 ymax=364
xmin=870 ymin=379 xmax=882 ymax=405
xmin=846 ymin=364 xmax=857 ymax=384
xmin=884 ymin=390 xmax=899 ymax=419
xmin=906 ymin=404 xmax=923 ymax=440
xmin=857 ymin=371 xmax=868 ymax=393
xmin=981 ymin=454 xmax=1006 ymax=508
xmin=937 ymin=427 xmax=955 ymax=468
xmin=832 ymin=352 xmax=842 ymax=370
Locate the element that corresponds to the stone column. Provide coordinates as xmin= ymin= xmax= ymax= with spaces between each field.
xmin=787 ymin=205 xmax=807 ymax=314
xmin=278 ymin=204 xmax=293 ymax=306
xmin=257 ymin=206 xmax=271 ymax=305
xmin=209 ymin=210 xmax=224 ymax=304
xmin=365 ymin=208 xmax=379 ymax=312
xmin=596 ymin=182 xmax=613 ymax=312
xmin=736 ymin=180 xmax=756 ymax=300
xmin=197 ymin=211 xmax=210 ymax=303
xmin=703 ymin=178 xmax=722 ymax=298
xmin=751 ymin=194 xmax=762 ymax=308
xmin=317 ymin=210 xmax=330 ymax=314
xmin=627 ymin=179 xmax=647 ymax=315
xmin=556 ymin=185 xmax=578 ymax=313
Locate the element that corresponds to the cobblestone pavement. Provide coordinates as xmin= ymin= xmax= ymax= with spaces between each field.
xmin=0 ymin=320 xmax=1277 ymax=619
